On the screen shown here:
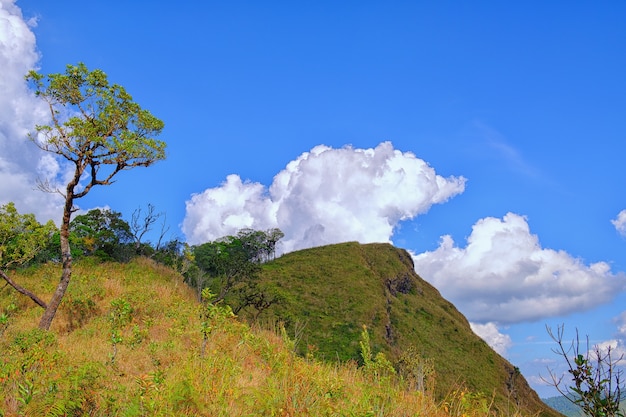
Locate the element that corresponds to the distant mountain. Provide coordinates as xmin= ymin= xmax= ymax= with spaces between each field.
xmin=542 ymin=395 xmax=582 ymax=417
xmin=230 ymin=241 xmax=563 ymax=417
xmin=543 ymin=394 xmax=626 ymax=417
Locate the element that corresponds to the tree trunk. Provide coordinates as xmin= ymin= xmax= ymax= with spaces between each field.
xmin=38 ymin=190 xmax=74 ymax=330
xmin=38 ymin=254 xmax=71 ymax=330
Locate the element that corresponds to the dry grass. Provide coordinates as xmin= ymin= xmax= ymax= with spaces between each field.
xmin=0 ymin=258 xmax=539 ymax=416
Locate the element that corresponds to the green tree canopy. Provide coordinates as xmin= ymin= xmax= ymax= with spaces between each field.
xmin=0 ymin=203 xmax=56 ymax=268
xmin=70 ymin=208 xmax=132 ymax=261
xmin=28 ymin=63 xmax=166 ymax=194
xmin=0 ymin=202 xmax=57 ymax=308
xmin=190 ymin=229 xmax=284 ymax=315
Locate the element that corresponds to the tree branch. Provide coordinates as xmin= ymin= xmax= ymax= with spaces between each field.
xmin=0 ymin=268 xmax=48 ymax=309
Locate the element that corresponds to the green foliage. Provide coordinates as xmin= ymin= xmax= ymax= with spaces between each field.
xmin=63 ymin=296 xmax=99 ymax=332
xmin=441 ymin=387 xmax=496 ymax=417
xmin=11 ymin=327 xmax=57 ymax=353
xmin=26 ymin=62 xmax=166 ymax=175
xmin=190 ymin=228 xmax=284 ymax=315
xmin=70 ymin=208 xmax=134 ymax=262
xmin=0 ymin=301 xmax=17 ymax=338
xmin=398 ymin=346 xmax=436 ymax=392
xmin=0 ymin=249 xmax=557 ymax=417
xmin=570 ymin=353 xmax=617 ymax=416
xmin=32 ymin=229 xmax=83 ymax=264
xmin=169 ymin=379 xmax=199 ymax=414
xmin=109 ymin=298 xmax=133 ymax=364
xmin=193 ymin=235 xmax=258 ymax=280
xmin=199 ymin=288 xmax=234 ymax=357
xmin=240 ymin=242 xmax=559 ymax=417
xmin=0 ymin=202 xmax=56 ymax=269
xmin=0 ymin=326 xmax=104 ymax=416
xmin=236 ymin=227 xmax=284 ymax=263
xmin=0 ymin=258 xmax=547 ymax=416
xmin=152 ymin=239 xmax=190 ymax=273
xmin=359 ymin=325 xmax=396 ymax=381
xmin=546 ymin=325 xmax=624 ymax=417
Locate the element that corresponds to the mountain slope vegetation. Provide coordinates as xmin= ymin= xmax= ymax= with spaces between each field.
xmin=0 ymin=256 xmax=554 ymax=416
xmin=0 ymin=244 xmax=564 ymax=417
xmin=228 ymin=242 xmax=561 ymax=417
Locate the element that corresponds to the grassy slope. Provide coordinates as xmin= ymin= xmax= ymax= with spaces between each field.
xmin=1 ymin=257 xmax=541 ymax=416
xmin=238 ymin=242 xmax=561 ymax=417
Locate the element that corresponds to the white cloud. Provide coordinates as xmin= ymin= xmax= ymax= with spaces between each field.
xmin=183 ymin=142 xmax=466 ymax=251
xmin=470 ymin=322 xmax=512 ymax=356
xmin=614 ymin=311 xmax=626 ymax=339
xmin=413 ymin=213 xmax=626 ymax=324
xmin=526 ymin=374 xmax=551 ymax=388
xmin=0 ymin=0 xmax=64 ymax=222
xmin=612 ymin=210 xmax=626 ymax=237
xmin=183 ymin=174 xmax=277 ymax=245
xmin=592 ymin=339 xmax=626 ymax=366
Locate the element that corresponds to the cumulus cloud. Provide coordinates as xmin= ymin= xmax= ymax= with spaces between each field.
xmin=612 ymin=210 xmax=626 ymax=237
xmin=0 ymin=0 xmax=64 ymax=222
xmin=413 ymin=213 xmax=626 ymax=325
xmin=593 ymin=339 xmax=626 ymax=366
xmin=183 ymin=142 xmax=466 ymax=251
xmin=183 ymin=174 xmax=277 ymax=244
xmin=470 ymin=322 xmax=513 ymax=356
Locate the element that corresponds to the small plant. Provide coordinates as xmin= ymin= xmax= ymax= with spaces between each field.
xmin=108 ymin=298 xmax=133 ymax=364
xmin=279 ymin=320 xmax=306 ymax=353
xmin=17 ymin=378 xmax=38 ymax=407
xmin=199 ymin=288 xmax=233 ymax=357
xmin=135 ymin=370 xmax=165 ymax=414
xmin=359 ymin=325 xmax=395 ymax=380
xmin=398 ymin=346 xmax=435 ymax=392
xmin=545 ymin=324 xmax=625 ymax=417
xmin=0 ymin=302 xmax=17 ymax=338
xmin=127 ymin=324 xmax=148 ymax=349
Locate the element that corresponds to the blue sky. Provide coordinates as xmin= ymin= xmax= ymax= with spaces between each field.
xmin=2 ymin=0 xmax=626 ymax=397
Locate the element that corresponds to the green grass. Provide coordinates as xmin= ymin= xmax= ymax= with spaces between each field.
xmin=233 ymin=242 xmax=561 ymax=417
xmin=0 ymin=255 xmax=557 ymax=416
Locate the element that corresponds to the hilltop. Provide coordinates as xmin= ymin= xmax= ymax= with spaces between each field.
xmin=228 ymin=242 xmax=562 ymax=417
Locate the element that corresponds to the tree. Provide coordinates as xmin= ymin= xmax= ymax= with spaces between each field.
xmin=26 ymin=63 xmax=166 ymax=330
xmin=130 ymin=203 xmax=170 ymax=255
xmin=190 ymin=229 xmax=284 ymax=316
xmin=193 ymin=236 xmax=260 ymax=302
xmin=70 ymin=208 xmax=133 ymax=261
xmin=152 ymin=239 xmax=191 ymax=273
xmin=265 ymin=228 xmax=284 ymax=260
xmin=0 ymin=202 xmax=56 ymax=308
xmin=544 ymin=324 xmax=625 ymax=417
xmin=237 ymin=228 xmax=284 ymax=262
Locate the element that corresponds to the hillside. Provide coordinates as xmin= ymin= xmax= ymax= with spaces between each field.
xmin=543 ymin=394 xmax=626 ymax=417
xmin=542 ymin=396 xmax=582 ymax=417
xmin=0 ymin=257 xmax=554 ymax=416
xmin=231 ymin=242 xmax=561 ymax=417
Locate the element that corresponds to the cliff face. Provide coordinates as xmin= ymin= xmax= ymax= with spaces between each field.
xmin=246 ymin=242 xmax=562 ymax=417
